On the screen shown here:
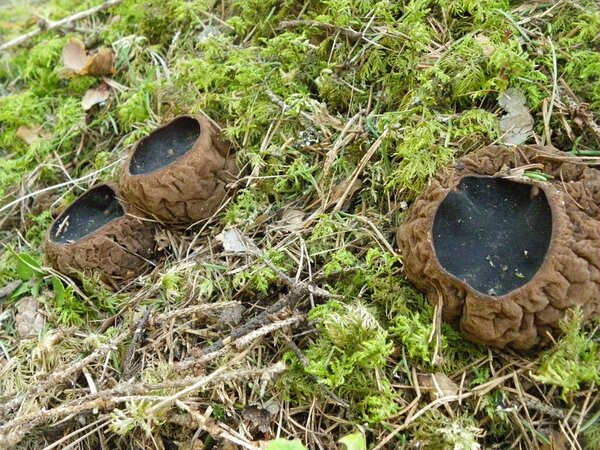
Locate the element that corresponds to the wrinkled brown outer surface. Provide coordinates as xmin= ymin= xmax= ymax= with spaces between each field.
xmin=397 ymin=145 xmax=600 ymax=349
xmin=119 ymin=115 xmax=239 ymax=224
xmin=43 ymin=184 xmax=155 ymax=284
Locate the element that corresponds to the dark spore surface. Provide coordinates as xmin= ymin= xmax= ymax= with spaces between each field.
xmin=51 ymin=185 xmax=123 ymax=243
xmin=129 ymin=116 xmax=200 ymax=175
xmin=432 ymin=176 xmax=552 ymax=296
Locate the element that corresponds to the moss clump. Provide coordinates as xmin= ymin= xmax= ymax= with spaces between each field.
xmin=284 ymin=300 xmax=398 ymax=422
xmin=534 ymin=310 xmax=600 ymax=397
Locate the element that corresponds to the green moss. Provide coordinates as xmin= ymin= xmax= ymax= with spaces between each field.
xmin=534 ymin=310 xmax=600 ymax=397
xmin=382 ymin=114 xmax=455 ymax=197
xmin=285 ymin=300 xmax=398 ymax=422
xmin=412 ymin=409 xmax=483 ymax=449
xmin=1 ymin=0 xmax=599 ymax=446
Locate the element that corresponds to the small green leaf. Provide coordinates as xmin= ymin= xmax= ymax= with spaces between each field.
xmin=15 ymin=252 xmax=43 ymax=281
xmin=52 ymin=276 xmax=66 ymax=300
xmin=338 ymin=432 xmax=367 ymax=450
xmin=10 ymin=281 xmax=31 ymax=299
xmin=265 ymin=439 xmax=307 ymax=450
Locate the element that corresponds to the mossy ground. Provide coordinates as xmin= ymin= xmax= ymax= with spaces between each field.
xmin=0 ymin=0 xmax=599 ymax=449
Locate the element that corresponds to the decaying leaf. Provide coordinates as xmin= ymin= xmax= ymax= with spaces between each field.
xmin=82 ymin=82 xmax=111 ymax=110
xmin=62 ymin=38 xmax=88 ymax=72
xmin=61 ymin=38 xmax=115 ymax=78
xmin=273 ymin=209 xmax=305 ymax=230
xmin=498 ymin=88 xmax=534 ymax=145
xmin=84 ymin=47 xmax=115 ymax=76
xmin=242 ymin=405 xmax=272 ymax=434
xmin=16 ymin=297 xmax=45 ymax=338
xmin=499 ymin=88 xmax=528 ymax=113
xmin=474 ymin=33 xmax=495 ymax=57
xmin=16 ymin=125 xmax=43 ymax=144
xmin=417 ymin=372 xmax=460 ymax=400
xmin=217 ymin=228 xmax=258 ymax=254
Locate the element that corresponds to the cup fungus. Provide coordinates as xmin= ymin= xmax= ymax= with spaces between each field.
xmin=119 ymin=115 xmax=238 ymax=224
xmin=43 ymin=184 xmax=155 ymax=283
xmin=397 ymin=145 xmax=600 ymax=349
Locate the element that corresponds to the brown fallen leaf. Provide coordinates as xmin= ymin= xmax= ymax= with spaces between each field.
xmin=62 ymin=38 xmax=88 ymax=72
xmin=498 ymin=88 xmax=534 ymax=145
xmin=82 ymin=82 xmax=111 ymax=110
xmin=83 ymin=47 xmax=115 ymax=76
xmin=417 ymin=372 xmax=460 ymax=400
xmin=61 ymin=38 xmax=115 ymax=78
xmin=16 ymin=125 xmax=43 ymax=144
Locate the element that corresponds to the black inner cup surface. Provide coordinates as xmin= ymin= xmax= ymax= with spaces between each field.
xmin=432 ymin=176 xmax=552 ymax=296
xmin=51 ymin=185 xmax=124 ymax=244
xmin=129 ymin=116 xmax=201 ymax=175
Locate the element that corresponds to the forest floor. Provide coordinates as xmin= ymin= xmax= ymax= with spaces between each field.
xmin=1 ymin=0 xmax=600 ymax=449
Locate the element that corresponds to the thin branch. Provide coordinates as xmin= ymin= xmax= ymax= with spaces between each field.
xmin=0 ymin=0 xmax=124 ymax=51
xmin=277 ymin=19 xmax=363 ymax=41
xmin=0 ymin=331 xmax=129 ymax=420
xmin=0 ymin=363 xmax=286 ymax=448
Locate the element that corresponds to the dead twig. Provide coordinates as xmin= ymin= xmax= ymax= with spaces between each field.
xmin=121 ymin=305 xmax=153 ymax=381
xmin=0 ymin=363 xmax=286 ymax=447
xmin=278 ymin=19 xmax=363 ymax=42
xmin=174 ymin=286 xmax=310 ymax=372
xmin=0 ymin=0 xmax=124 ymax=51
xmin=0 ymin=331 xmax=129 ymax=420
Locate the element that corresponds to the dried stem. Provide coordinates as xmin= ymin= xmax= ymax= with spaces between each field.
xmin=0 ymin=0 xmax=124 ymax=51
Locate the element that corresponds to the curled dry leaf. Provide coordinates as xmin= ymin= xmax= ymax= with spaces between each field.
xmin=498 ymin=88 xmax=534 ymax=145
xmin=84 ymin=47 xmax=115 ymax=77
xmin=82 ymin=82 xmax=111 ymax=110
xmin=16 ymin=125 xmax=44 ymax=144
xmin=61 ymin=38 xmax=115 ymax=78
xmin=416 ymin=372 xmax=459 ymax=400
xmin=62 ymin=38 xmax=87 ymax=72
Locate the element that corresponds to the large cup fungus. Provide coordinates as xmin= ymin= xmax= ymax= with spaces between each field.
xmin=119 ymin=115 xmax=239 ymax=224
xmin=397 ymin=145 xmax=600 ymax=349
xmin=43 ymin=184 xmax=155 ymax=283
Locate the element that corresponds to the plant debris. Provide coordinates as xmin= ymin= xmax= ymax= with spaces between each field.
xmin=60 ymin=37 xmax=115 ymax=77
xmin=81 ymin=82 xmax=111 ymax=110
xmin=498 ymin=88 xmax=535 ymax=145
xmin=1 ymin=0 xmax=599 ymax=449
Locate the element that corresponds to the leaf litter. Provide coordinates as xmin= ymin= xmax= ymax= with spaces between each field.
xmin=0 ymin=1 xmax=599 ymax=449
xmin=498 ymin=88 xmax=535 ymax=145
